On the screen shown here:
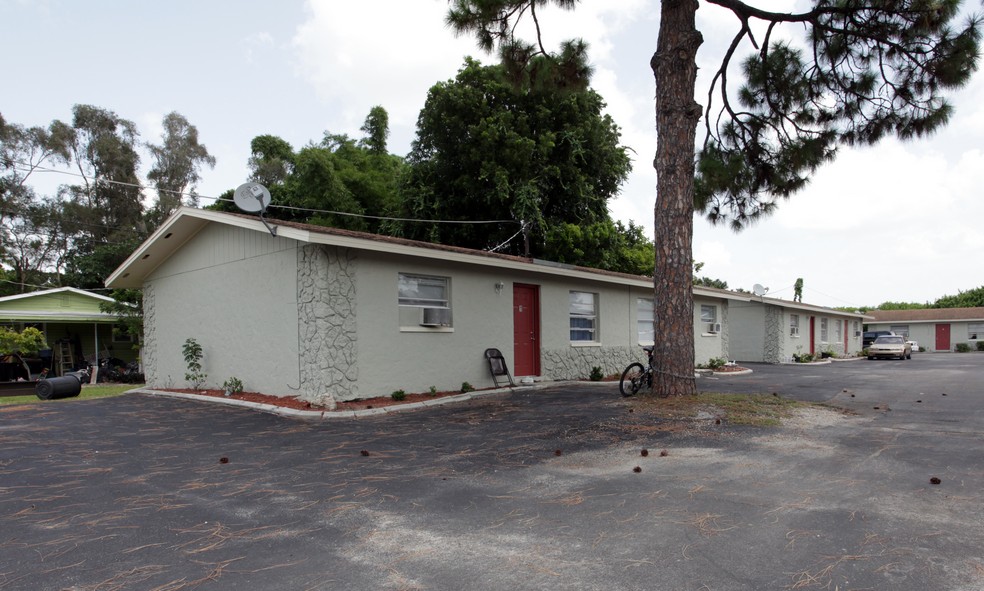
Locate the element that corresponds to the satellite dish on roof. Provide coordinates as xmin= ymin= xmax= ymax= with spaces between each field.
xmin=752 ymin=284 xmax=769 ymax=297
xmin=233 ymin=182 xmax=272 ymax=213
xmin=233 ymin=182 xmax=277 ymax=237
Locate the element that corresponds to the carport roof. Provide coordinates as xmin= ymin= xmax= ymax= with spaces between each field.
xmin=0 ymin=287 xmax=123 ymax=323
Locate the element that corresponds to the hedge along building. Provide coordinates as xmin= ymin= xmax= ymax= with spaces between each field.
xmin=727 ymin=295 xmax=869 ymax=363
xmin=106 ymin=208 xmax=742 ymax=408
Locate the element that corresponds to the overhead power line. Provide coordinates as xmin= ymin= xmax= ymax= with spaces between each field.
xmin=8 ymin=161 xmax=521 ymax=227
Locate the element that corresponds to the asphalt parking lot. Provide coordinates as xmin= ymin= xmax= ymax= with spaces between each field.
xmin=1 ymin=354 xmax=982 ymax=590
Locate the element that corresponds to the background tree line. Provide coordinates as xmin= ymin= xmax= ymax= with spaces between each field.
xmin=837 ymin=285 xmax=984 ymax=312
xmin=1 ymin=106 xmax=215 ymax=295
xmin=2 ymin=59 xmax=651 ymax=304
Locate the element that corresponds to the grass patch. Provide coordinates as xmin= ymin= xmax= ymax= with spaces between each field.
xmin=631 ymin=392 xmax=810 ymax=427
xmin=0 ymin=384 xmax=141 ymax=406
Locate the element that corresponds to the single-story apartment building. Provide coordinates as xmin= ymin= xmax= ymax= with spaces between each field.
xmin=106 ymin=208 xmax=746 ymax=407
xmin=727 ymin=295 xmax=869 ymax=363
xmin=0 ymin=287 xmax=138 ymax=378
xmin=866 ymin=307 xmax=984 ymax=351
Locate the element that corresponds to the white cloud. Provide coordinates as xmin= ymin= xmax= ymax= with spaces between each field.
xmin=292 ymin=0 xmax=480 ymax=135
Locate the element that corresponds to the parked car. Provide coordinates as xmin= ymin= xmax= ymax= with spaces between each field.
xmin=863 ymin=330 xmax=895 ymax=348
xmin=867 ymin=335 xmax=912 ymax=360
xmin=906 ymin=339 xmax=919 ymax=352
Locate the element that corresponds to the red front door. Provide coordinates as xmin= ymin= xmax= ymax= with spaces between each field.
xmin=936 ymin=324 xmax=951 ymax=351
xmin=513 ymin=284 xmax=540 ymax=376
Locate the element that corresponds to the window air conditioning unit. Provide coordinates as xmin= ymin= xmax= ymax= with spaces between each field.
xmin=854 ymin=331 xmax=862 ymax=337
xmin=420 ymin=307 xmax=452 ymax=327
xmin=790 ymin=327 xmax=799 ymax=336
xmin=709 ymin=323 xmax=721 ymax=333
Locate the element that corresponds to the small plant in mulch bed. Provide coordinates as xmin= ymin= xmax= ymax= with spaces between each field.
xmin=589 ymin=366 xmax=604 ymax=381
xmin=391 ymin=389 xmax=407 ymax=401
xmin=222 ymin=377 xmax=244 ymax=396
xmin=460 ymin=382 xmax=475 ymax=393
xmin=428 ymin=385 xmax=438 ymax=396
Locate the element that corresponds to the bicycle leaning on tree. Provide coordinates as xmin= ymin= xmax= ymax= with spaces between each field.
xmin=619 ymin=345 xmax=657 ymax=397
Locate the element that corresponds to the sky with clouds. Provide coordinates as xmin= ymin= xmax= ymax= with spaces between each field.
xmin=4 ymin=0 xmax=982 ymax=308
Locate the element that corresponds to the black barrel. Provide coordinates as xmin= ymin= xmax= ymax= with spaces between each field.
xmin=35 ymin=375 xmax=82 ymax=400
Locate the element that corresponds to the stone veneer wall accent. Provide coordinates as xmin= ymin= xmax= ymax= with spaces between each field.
xmin=541 ymin=346 xmax=636 ymax=381
xmin=721 ymin=304 xmax=730 ymax=359
xmin=763 ymin=304 xmax=784 ymax=364
xmin=296 ymin=245 xmax=358 ymax=408
xmin=142 ymin=283 xmax=158 ymax=385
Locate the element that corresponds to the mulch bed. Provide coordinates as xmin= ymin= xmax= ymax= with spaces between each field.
xmin=160 ymin=388 xmax=478 ymax=412
xmin=159 ymin=366 xmax=751 ymax=412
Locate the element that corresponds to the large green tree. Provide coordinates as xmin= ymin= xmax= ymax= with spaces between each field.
xmin=448 ymin=0 xmax=980 ymax=396
xmin=397 ymin=58 xmax=631 ymax=256
xmin=61 ymin=105 xmax=148 ymax=289
xmin=225 ymin=109 xmax=405 ymax=234
xmin=0 ymin=114 xmax=73 ymax=293
xmin=146 ymin=112 xmax=216 ymax=227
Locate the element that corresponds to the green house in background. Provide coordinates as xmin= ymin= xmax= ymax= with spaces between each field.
xmin=0 ymin=287 xmax=139 ymax=378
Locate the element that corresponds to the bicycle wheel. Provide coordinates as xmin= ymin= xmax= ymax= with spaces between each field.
xmin=619 ymin=362 xmax=647 ymax=397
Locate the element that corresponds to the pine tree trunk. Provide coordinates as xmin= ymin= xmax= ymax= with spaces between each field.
xmin=651 ymin=0 xmax=702 ymax=397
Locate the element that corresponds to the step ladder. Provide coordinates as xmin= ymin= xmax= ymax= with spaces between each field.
xmin=56 ymin=341 xmax=74 ymax=376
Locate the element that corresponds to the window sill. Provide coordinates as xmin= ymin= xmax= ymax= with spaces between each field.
xmin=570 ymin=341 xmax=600 ymax=347
xmin=400 ymin=326 xmax=454 ymax=334
xmin=701 ymin=332 xmax=719 ymax=337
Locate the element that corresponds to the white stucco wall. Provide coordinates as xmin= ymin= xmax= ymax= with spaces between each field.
xmin=139 ymin=220 xmax=742 ymax=402
xmin=353 ymin=252 xmax=517 ymax=397
xmin=143 ymin=224 xmax=301 ymax=396
xmin=728 ymin=301 xmax=768 ymax=362
xmin=693 ymin=296 xmax=728 ymax=364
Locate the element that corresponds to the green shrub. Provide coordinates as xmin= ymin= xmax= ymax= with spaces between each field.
xmin=391 ymin=389 xmax=407 ymax=401
xmin=222 ymin=377 xmax=244 ymax=395
xmin=0 ymin=326 xmax=47 ymax=356
xmin=707 ymin=357 xmax=727 ymax=370
xmin=976 ymin=341 xmax=984 ymax=352
xmin=460 ymin=381 xmax=475 ymax=393
xmin=955 ymin=343 xmax=971 ymax=353
xmin=793 ymin=352 xmax=814 ymax=363
xmin=589 ymin=366 xmax=604 ymax=381
xmin=182 ymin=338 xmax=207 ymax=389
xmin=428 ymin=385 xmax=438 ymax=396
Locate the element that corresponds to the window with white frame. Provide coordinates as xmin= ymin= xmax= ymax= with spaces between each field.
xmin=790 ymin=314 xmax=800 ymax=337
xmin=835 ymin=319 xmax=842 ymax=343
xmin=398 ymin=273 xmax=452 ymax=328
xmin=969 ymin=322 xmax=984 ymax=340
xmin=853 ymin=320 xmax=860 ymax=336
xmin=570 ymin=291 xmax=598 ymax=342
xmin=820 ymin=318 xmax=829 ymax=342
xmin=637 ymin=298 xmax=654 ymax=344
xmin=701 ymin=305 xmax=718 ymax=333
xmin=891 ymin=325 xmax=910 ymax=339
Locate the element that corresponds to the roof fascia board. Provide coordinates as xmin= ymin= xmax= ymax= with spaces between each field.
xmin=746 ymin=296 xmax=870 ymax=319
xmin=0 ymin=286 xmax=117 ymax=305
xmin=870 ymin=317 xmax=984 ymax=324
